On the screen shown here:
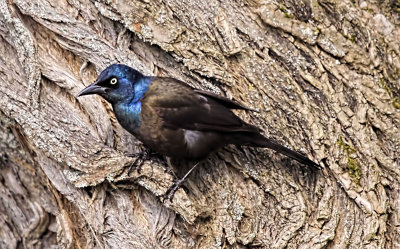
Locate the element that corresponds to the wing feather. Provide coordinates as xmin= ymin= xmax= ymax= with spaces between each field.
xmin=194 ymin=89 xmax=258 ymax=112
xmin=143 ymin=78 xmax=259 ymax=133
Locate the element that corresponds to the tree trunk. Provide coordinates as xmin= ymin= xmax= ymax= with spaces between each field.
xmin=1 ymin=0 xmax=399 ymax=248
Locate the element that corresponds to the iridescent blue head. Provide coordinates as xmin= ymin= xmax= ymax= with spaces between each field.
xmin=77 ymin=64 xmax=151 ymax=105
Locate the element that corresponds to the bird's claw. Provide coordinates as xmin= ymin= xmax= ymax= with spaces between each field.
xmin=126 ymin=149 xmax=151 ymax=174
xmin=128 ymin=156 xmax=144 ymax=174
xmin=162 ymin=179 xmax=185 ymax=203
xmin=161 ymin=161 xmax=201 ymax=203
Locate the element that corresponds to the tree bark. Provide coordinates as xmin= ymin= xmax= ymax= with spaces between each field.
xmin=0 ymin=0 xmax=399 ymax=248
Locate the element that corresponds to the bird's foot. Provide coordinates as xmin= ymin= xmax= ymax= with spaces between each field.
xmin=161 ymin=161 xmax=201 ymax=202
xmin=162 ymin=178 xmax=186 ymax=202
xmin=126 ymin=148 xmax=152 ymax=174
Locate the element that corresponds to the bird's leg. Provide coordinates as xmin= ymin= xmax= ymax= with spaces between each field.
xmin=165 ymin=156 xmax=178 ymax=178
xmin=163 ymin=161 xmax=201 ymax=202
xmin=127 ymin=148 xmax=152 ymax=174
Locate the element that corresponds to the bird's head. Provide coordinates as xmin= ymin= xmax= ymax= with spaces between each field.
xmin=77 ymin=64 xmax=146 ymax=104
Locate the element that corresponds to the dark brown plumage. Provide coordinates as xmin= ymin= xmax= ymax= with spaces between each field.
xmin=77 ymin=64 xmax=319 ymax=200
xmin=134 ymin=77 xmax=317 ymax=167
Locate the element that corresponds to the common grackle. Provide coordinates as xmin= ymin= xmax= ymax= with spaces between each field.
xmin=77 ymin=64 xmax=319 ymax=200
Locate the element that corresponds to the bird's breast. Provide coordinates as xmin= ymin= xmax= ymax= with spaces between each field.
xmin=113 ymin=102 xmax=142 ymax=134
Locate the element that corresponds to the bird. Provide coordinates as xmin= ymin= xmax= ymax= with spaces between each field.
xmin=77 ymin=64 xmax=319 ymax=200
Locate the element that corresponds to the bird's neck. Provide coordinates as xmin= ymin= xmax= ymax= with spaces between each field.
xmin=131 ymin=76 xmax=153 ymax=103
xmin=113 ymin=76 xmax=152 ymax=133
xmin=113 ymin=101 xmax=142 ymax=134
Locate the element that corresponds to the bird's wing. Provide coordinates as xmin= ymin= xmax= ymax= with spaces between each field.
xmin=193 ymin=89 xmax=258 ymax=112
xmin=143 ymin=77 xmax=259 ymax=133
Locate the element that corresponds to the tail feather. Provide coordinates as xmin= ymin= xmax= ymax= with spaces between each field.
xmin=232 ymin=132 xmax=320 ymax=169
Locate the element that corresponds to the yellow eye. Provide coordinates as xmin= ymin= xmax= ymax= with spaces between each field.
xmin=110 ymin=78 xmax=118 ymax=85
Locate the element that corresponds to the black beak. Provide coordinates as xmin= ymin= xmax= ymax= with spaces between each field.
xmin=77 ymin=82 xmax=107 ymax=97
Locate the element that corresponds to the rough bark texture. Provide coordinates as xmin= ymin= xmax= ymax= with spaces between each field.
xmin=0 ymin=0 xmax=399 ymax=248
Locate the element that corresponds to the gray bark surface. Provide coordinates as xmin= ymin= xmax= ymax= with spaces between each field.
xmin=0 ymin=0 xmax=399 ymax=248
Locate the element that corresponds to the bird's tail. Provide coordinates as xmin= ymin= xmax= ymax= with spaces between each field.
xmin=231 ymin=132 xmax=320 ymax=169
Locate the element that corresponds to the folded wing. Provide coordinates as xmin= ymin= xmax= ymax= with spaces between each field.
xmin=146 ymin=78 xmax=258 ymax=133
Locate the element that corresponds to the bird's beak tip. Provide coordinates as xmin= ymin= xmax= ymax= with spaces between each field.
xmin=76 ymin=82 xmax=104 ymax=98
xmin=76 ymin=90 xmax=85 ymax=98
xmin=76 ymin=87 xmax=91 ymax=97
